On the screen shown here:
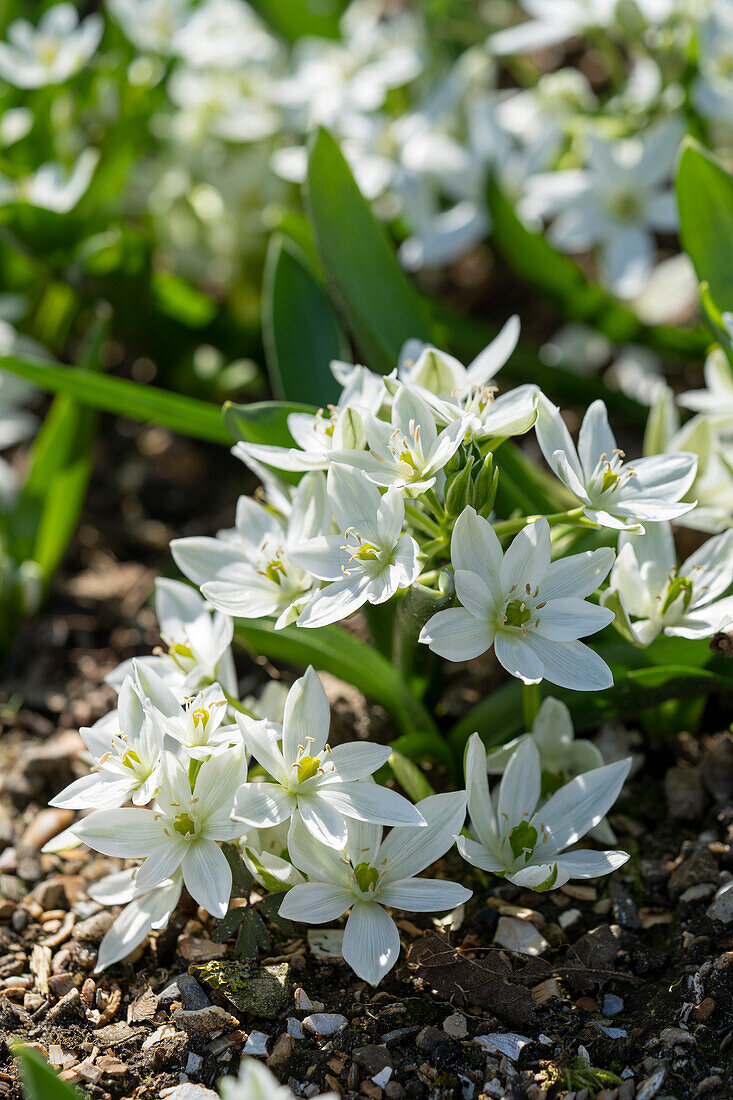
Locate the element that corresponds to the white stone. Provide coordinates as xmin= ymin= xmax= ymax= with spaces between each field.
xmin=474 ymin=1032 xmax=530 ymax=1060
xmin=302 ymin=1013 xmax=347 ymax=1036
xmin=603 ymin=994 xmax=624 ymax=1015
xmin=372 ymin=1067 xmax=392 ymax=1087
xmin=558 ymin=908 xmax=582 ymax=930
xmin=163 ymin=1087 xmax=218 ymax=1100
xmin=307 ymin=929 xmax=344 ymax=959
xmin=287 ymin=1017 xmax=305 ymax=1039
xmin=493 ymin=915 xmax=549 ymax=956
xmin=243 ymin=1030 xmax=269 ymax=1056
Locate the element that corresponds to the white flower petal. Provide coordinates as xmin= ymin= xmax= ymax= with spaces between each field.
xmin=541 ymin=759 xmax=632 ymax=852
xmin=379 ymin=792 xmax=466 ymax=882
xmin=182 ymin=838 xmax=232 ymax=918
xmin=343 ymin=901 xmax=401 ymax=985
xmin=419 ymin=607 xmax=494 ymax=662
xmin=378 ymin=876 xmax=472 ymax=912
xmin=278 ymin=882 xmax=353 ymax=923
xmin=233 ymin=782 xmax=295 ymax=828
xmin=324 ymin=782 xmax=425 ymax=827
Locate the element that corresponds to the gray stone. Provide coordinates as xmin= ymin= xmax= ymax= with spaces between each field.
xmin=700 ymin=735 xmax=733 ymax=803
xmin=159 ymin=973 xmax=211 ymax=1010
xmin=665 ymin=766 xmax=706 ymax=821
xmin=603 ymin=994 xmax=624 ymax=1016
xmin=72 ymin=911 xmax=114 ymax=944
xmin=267 ymin=1032 xmax=294 ymax=1069
xmin=243 ymin=1030 xmax=269 ymax=1055
xmin=493 ymin=915 xmax=549 ymax=956
xmin=170 ymin=1005 xmax=239 ymax=1037
xmin=636 ymin=1066 xmax=666 ymax=1100
xmin=573 ymin=925 xmax=619 ymax=969
xmin=191 ymin=960 xmax=289 ymax=1018
xmin=707 ymin=880 xmax=733 ymax=923
xmin=668 ymin=849 xmax=718 ymax=900
xmin=354 ymin=1045 xmax=392 ymax=1075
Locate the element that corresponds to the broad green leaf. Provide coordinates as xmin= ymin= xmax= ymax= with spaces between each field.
xmin=12 ymin=1043 xmax=82 ymax=1100
xmin=263 ymin=235 xmax=347 ymax=405
xmin=306 ymin=128 xmax=432 ymax=373
xmin=233 ymin=617 xmax=443 ymax=748
xmin=0 ymin=355 xmax=230 ymax=445
xmin=222 ymin=399 xmax=316 ymax=445
xmin=677 ymin=139 xmax=733 ymax=313
xmin=251 ymin=0 xmax=343 ymax=40
xmin=487 ymin=175 xmax=708 ymax=360
xmin=151 ymin=271 xmax=218 ymax=328
xmin=389 ymin=749 xmax=436 ymax=800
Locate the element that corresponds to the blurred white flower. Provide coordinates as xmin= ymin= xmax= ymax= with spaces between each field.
xmin=521 ymin=121 xmax=682 ymax=298
xmin=0 ymin=3 xmax=102 ymax=88
xmin=220 ymin=1059 xmax=338 ymax=1100
xmin=17 ymin=148 xmax=100 ymax=213
xmin=108 ymin=0 xmax=190 ymax=55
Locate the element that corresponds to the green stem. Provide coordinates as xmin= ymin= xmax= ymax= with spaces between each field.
xmin=522 ymin=682 xmax=541 ymax=730
xmin=492 ymin=506 xmax=587 ymax=538
xmin=405 ymin=502 xmax=443 ymax=538
xmin=423 ymin=488 xmax=446 ymax=523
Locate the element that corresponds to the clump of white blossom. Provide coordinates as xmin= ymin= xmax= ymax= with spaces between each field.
xmin=41 ymin=317 xmax=733 ymax=988
xmin=3 ymin=0 xmax=733 ymax=308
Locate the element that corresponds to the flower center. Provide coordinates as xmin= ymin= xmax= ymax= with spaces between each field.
xmin=353 ymin=862 xmax=379 ymax=893
xmin=508 ymin=820 xmax=538 ymax=863
xmin=295 ymin=755 xmax=321 ymax=782
xmin=122 ymin=748 xmax=141 ymax=770
xmin=601 ymin=468 xmax=620 ymax=493
xmin=607 ymin=189 xmax=642 ymax=222
xmin=173 ymin=812 xmax=196 ymax=837
xmin=661 ymin=574 xmax=693 ymax=616
xmin=192 ymin=707 xmax=210 ymax=729
xmin=504 ymin=598 xmax=532 ymax=629
xmin=265 ymin=558 xmax=285 ymax=586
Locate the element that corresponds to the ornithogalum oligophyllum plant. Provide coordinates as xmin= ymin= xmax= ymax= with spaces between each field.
xmin=44 ymin=318 xmax=733 ymax=986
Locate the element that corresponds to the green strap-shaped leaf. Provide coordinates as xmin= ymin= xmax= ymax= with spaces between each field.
xmin=487 ymin=175 xmax=708 ymax=360
xmin=12 ymin=1043 xmax=83 ymax=1100
xmin=222 ymin=399 xmax=317 ymax=445
xmin=234 ymin=617 xmax=450 ymax=761
xmin=263 ymin=235 xmax=347 ymax=405
xmin=0 ymin=355 xmax=230 ymax=444
xmin=251 ymin=0 xmax=344 ymax=40
xmin=677 ymin=138 xmax=733 ymax=313
xmin=306 ymin=128 xmax=432 ymax=373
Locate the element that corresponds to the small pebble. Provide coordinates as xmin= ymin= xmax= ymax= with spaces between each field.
xmin=474 ymin=1033 xmax=530 ymax=1060
xmin=302 ymin=1013 xmax=347 ymax=1036
xmin=493 ymin=915 xmax=549 ymax=956
xmin=443 ymin=1013 xmax=468 ymax=1039
xmin=243 ymin=1030 xmax=269 ymax=1056
xmin=603 ymin=994 xmax=624 ymax=1016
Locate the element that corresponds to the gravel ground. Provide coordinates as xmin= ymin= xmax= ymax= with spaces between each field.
xmin=1 ymin=422 xmax=732 ymax=1100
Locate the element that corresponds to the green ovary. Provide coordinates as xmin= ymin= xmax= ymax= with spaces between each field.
xmin=353 ymin=862 xmax=379 ymax=893
xmin=173 ymin=812 xmax=196 ymax=837
xmin=504 ymin=599 xmax=531 ymax=628
xmin=296 ymin=755 xmax=320 ymax=782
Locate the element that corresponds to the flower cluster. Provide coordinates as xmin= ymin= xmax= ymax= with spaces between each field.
xmin=47 ymin=574 xmax=632 ymax=982
xmin=44 ymin=314 xmax=733 ymax=987
xmin=3 ymin=0 xmax=733 ymax=307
